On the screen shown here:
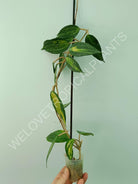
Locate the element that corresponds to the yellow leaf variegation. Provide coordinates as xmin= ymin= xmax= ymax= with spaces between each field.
xmin=65 ymin=56 xmax=83 ymax=72
xmin=50 ymin=91 xmax=66 ymax=124
xmin=65 ymin=139 xmax=75 ymax=160
xmin=42 ymin=22 xmax=104 ymax=166
xmin=69 ymin=42 xmax=100 ymax=57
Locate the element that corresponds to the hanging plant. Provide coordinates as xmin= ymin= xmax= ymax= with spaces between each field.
xmin=42 ymin=1 xmax=104 ymax=182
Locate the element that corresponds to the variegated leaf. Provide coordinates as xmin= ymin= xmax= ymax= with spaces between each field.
xmin=65 ymin=139 xmax=75 ymax=160
xmin=42 ymin=38 xmax=70 ymax=54
xmin=50 ymin=91 xmax=66 ymax=124
xmin=85 ymin=34 xmax=104 ymax=61
xmin=69 ymin=42 xmax=100 ymax=57
xmin=57 ymin=25 xmax=80 ymax=41
xmin=65 ymin=56 xmax=83 ymax=72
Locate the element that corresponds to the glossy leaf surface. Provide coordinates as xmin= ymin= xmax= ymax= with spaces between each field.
xmin=50 ymin=91 xmax=66 ymax=124
xmin=42 ymin=38 xmax=70 ymax=54
xmin=65 ymin=139 xmax=75 ymax=160
xmin=47 ymin=130 xmax=69 ymax=143
xmin=69 ymin=42 xmax=100 ymax=57
xmin=65 ymin=56 xmax=83 ymax=72
xmin=85 ymin=34 xmax=104 ymax=61
xmin=57 ymin=25 xmax=80 ymax=41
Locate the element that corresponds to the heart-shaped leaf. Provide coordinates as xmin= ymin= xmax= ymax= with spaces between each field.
xmin=47 ymin=130 xmax=69 ymax=143
xmin=65 ymin=139 xmax=75 ymax=160
xmin=65 ymin=56 xmax=83 ymax=72
xmin=85 ymin=34 xmax=104 ymax=61
xmin=42 ymin=38 xmax=70 ymax=54
xmin=50 ymin=91 xmax=66 ymax=124
xmin=69 ymin=42 xmax=100 ymax=57
xmin=57 ymin=25 xmax=80 ymax=41
xmin=77 ymin=130 xmax=94 ymax=136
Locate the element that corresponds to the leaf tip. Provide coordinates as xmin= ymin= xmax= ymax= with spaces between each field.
xmin=46 ymin=156 xmax=48 ymax=168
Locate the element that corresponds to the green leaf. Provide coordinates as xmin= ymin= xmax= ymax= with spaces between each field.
xmin=57 ymin=25 xmax=80 ymax=41
xmin=47 ymin=130 xmax=69 ymax=143
xmin=65 ymin=139 xmax=75 ymax=160
xmin=64 ymin=102 xmax=71 ymax=108
xmin=46 ymin=136 xmax=57 ymax=167
xmin=52 ymin=62 xmax=58 ymax=83
xmin=69 ymin=42 xmax=100 ymax=57
xmin=77 ymin=130 xmax=94 ymax=136
xmin=42 ymin=38 xmax=70 ymax=54
xmin=65 ymin=56 xmax=83 ymax=72
xmin=85 ymin=34 xmax=104 ymax=61
xmin=52 ymin=62 xmax=56 ymax=73
xmin=50 ymin=91 xmax=66 ymax=124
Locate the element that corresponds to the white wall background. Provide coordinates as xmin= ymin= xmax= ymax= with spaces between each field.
xmin=0 ymin=0 xmax=138 ymax=183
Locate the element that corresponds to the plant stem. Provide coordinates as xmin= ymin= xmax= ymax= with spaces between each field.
xmin=56 ymin=60 xmax=66 ymax=80
xmin=74 ymin=38 xmax=80 ymax=42
xmin=55 ymin=84 xmax=59 ymax=96
xmin=80 ymin=28 xmax=89 ymax=42
xmin=79 ymin=147 xmax=81 ymax=160
xmin=53 ymin=57 xmax=64 ymax=64
xmin=52 ymin=59 xmax=66 ymax=93
xmin=58 ymin=131 xmax=69 ymax=137
xmin=56 ymin=113 xmax=70 ymax=138
xmin=73 ymin=144 xmax=79 ymax=150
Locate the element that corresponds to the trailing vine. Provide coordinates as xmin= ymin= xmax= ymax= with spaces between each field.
xmin=42 ymin=2 xmax=104 ymax=167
